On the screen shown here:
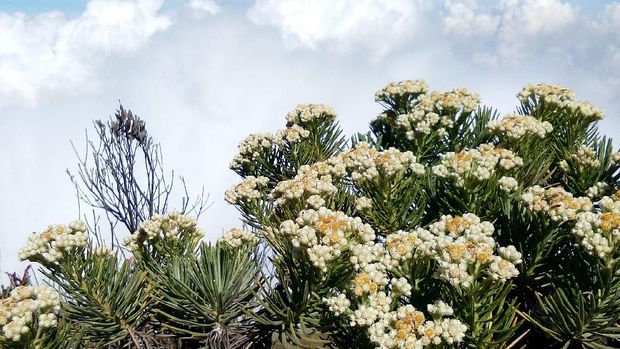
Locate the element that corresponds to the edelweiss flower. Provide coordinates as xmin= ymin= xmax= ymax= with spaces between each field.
xmin=219 ymin=228 xmax=258 ymax=248
xmin=572 ymin=195 xmax=620 ymax=259
xmin=487 ymin=114 xmax=553 ymax=140
xmin=522 ymin=186 xmax=592 ymax=222
xmin=286 ymin=104 xmax=337 ymax=125
xmin=123 ymin=212 xmax=204 ymax=253
xmin=0 ymin=286 xmax=60 ymax=341
xmin=518 ymin=83 xmax=603 ymax=120
xmin=280 ymin=207 xmax=375 ymax=272
xmin=432 ymin=144 xmax=522 ymax=188
xmin=19 ymin=221 xmax=87 ymax=263
xmin=375 ymin=79 xmax=428 ymax=103
xmin=225 ymin=176 xmax=269 ymax=204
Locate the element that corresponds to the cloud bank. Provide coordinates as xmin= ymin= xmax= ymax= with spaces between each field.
xmin=0 ymin=0 xmax=170 ymax=105
xmin=248 ymin=0 xmax=431 ymax=57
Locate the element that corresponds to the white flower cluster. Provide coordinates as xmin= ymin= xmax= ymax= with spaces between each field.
xmin=384 ymin=229 xmax=435 ymax=265
xmin=487 ymin=114 xmax=553 ymax=140
xmin=0 ymin=286 xmax=60 ymax=342
xmin=286 ymin=104 xmax=337 ymax=125
xmin=498 ymin=246 xmax=523 ymax=264
xmin=427 ymin=300 xmax=454 ymax=318
xmin=428 ymin=214 xmax=521 ymax=287
xmin=339 ymin=142 xmax=425 ymax=181
xmin=570 ymin=146 xmax=601 ymax=169
xmin=355 ymin=196 xmax=373 ymax=212
xmin=432 ymin=144 xmax=523 ymax=187
xmin=586 ymin=182 xmax=609 ymax=199
xmin=271 ymin=162 xmax=340 ymax=207
xmin=218 ymin=228 xmax=258 ymax=248
xmin=350 ymin=245 xmax=390 ymax=296
xmin=374 ymin=79 xmax=428 ymax=102
xmin=225 ymin=176 xmax=269 ymax=204
xmin=270 ymin=143 xmax=425 ymax=207
xmin=279 ymin=207 xmax=376 ymax=272
xmin=395 ymin=104 xmax=451 ymax=139
xmin=19 ymin=220 xmax=87 ymax=263
xmin=570 ymin=101 xmax=605 ymax=120
xmin=276 ymin=124 xmax=310 ymax=143
xmin=347 ymin=263 xmax=389 ymax=296
xmin=375 ymin=83 xmax=479 ymax=143
xmin=346 ymin=250 xmax=388 ymax=288
xmin=229 ymin=132 xmax=279 ymax=170
xmin=367 ymin=303 xmax=467 ymax=349
xmin=522 ymin=186 xmax=593 ymax=222
xmin=391 ymin=277 xmax=412 ymax=295
xmin=229 ymin=125 xmax=311 ymax=170
xmin=380 ymin=216 xmax=520 ymax=288
xmin=123 ymin=212 xmax=204 ymax=253
xmin=427 ymin=88 xmax=480 ymax=114
xmin=572 ymin=195 xmax=620 ymax=259
xmin=518 ymin=83 xmax=575 ymax=105
xmin=401 ymin=116 xmax=448 ymax=139
xmin=323 ymin=294 xmax=351 ymax=316
xmin=611 ymin=151 xmax=620 ymax=164
xmin=324 ymin=214 xmax=515 ymax=348
xmin=517 ymin=83 xmax=604 ymax=120
xmin=499 ymin=176 xmax=519 ymax=193
xmin=602 ymin=194 xmax=620 ymax=212
xmin=305 ymin=195 xmax=326 ymax=209
xmin=317 ymin=214 xmax=509 ymax=348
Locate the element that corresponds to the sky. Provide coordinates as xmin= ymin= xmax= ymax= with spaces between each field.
xmin=1 ymin=0 xmax=620 ymax=277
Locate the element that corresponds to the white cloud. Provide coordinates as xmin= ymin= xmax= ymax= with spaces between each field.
xmin=187 ymin=0 xmax=220 ymax=15
xmin=441 ymin=0 xmax=577 ymax=61
xmin=601 ymin=3 xmax=620 ymax=67
xmin=0 ymin=0 xmax=171 ymax=106
xmin=443 ymin=0 xmax=499 ymax=39
xmin=497 ymin=0 xmax=576 ymax=57
xmin=501 ymin=0 xmax=576 ymax=36
xmin=247 ymin=0 xmax=432 ymax=57
xmin=605 ymin=2 xmax=620 ymax=33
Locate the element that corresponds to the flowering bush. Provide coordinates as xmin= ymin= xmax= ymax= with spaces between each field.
xmin=2 ymin=79 xmax=620 ymax=348
xmin=0 ymin=285 xmax=60 ymax=342
xmin=4 ymin=215 xmax=261 ymax=349
xmin=227 ymin=79 xmax=620 ymax=348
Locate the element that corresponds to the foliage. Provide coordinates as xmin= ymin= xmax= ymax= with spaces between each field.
xmin=2 ymin=79 xmax=620 ymax=348
xmin=224 ymin=81 xmax=620 ymax=348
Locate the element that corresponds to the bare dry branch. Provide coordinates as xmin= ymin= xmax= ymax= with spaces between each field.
xmin=67 ymin=104 xmax=209 ymax=238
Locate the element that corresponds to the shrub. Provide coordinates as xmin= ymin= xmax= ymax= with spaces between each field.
xmin=2 ymin=79 xmax=619 ymax=348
